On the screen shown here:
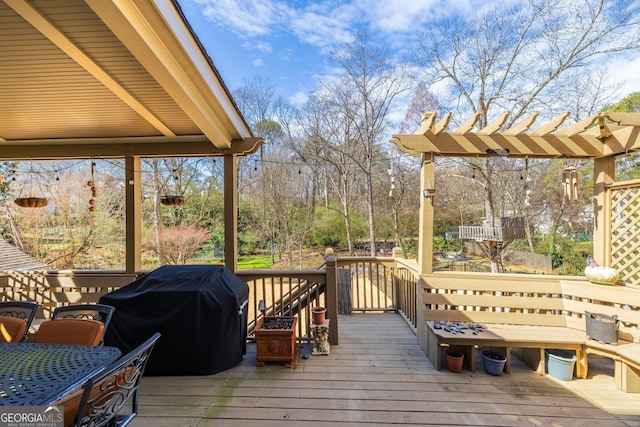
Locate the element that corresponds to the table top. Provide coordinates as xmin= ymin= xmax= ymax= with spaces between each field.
xmin=0 ymin=343 xmax=121 ymax=406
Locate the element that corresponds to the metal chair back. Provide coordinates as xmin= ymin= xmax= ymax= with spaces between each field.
xmin=0 ymin=301 xmax=38 ymax=342
xmin=71 ymin=332 xmax=161 ymax=427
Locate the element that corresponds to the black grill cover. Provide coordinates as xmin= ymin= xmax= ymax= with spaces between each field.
xmin=100 ymin=265 xmax=249 ymax=375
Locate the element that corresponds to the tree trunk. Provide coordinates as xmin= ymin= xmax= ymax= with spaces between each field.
xmin=151 ymin=160 xmax=164 ymax=265
xmin=341 ymin=173 xmax=354 ymax=255
xmin=524 ymin=215 xmax=536 ymax=253
xmin=5 ymin=207 xmax=25 ymax=252
xmin=482 ymin=159 xmax=500 ymax=273
xmin=366 ymin=173 xmax=376 ymax=257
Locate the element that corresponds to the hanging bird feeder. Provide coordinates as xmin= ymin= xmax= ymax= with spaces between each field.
xmin=87 ymin=161 xmax=98 ymax=211
xmin=14 ymin=197 xmax=48 ymax=208
xmin=14 ymin=166 xmax=48 ymax=208
xmin=160 ymin=195 xmax=185 ymax=206
xmin=161 ymin=168 xmax=185 ymax=206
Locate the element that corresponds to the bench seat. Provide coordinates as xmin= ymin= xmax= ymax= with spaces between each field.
xmin=426 ymin=322 xmax=587 ymax=377
xmin=420 ymin=273 xmax=640 ymax=391
xmin=607 ymin=343 xmax=640 ymax=392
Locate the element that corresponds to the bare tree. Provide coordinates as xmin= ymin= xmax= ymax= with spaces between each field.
xmin=299 ymin=93 xmax=360 ymax=254
xmin=233 ymin=76 xmax=318 ymax=262
xmin=308 ymin=28 xmax=411 ymax=255
xmin=410 ymin=0 xmax=640 ymax=272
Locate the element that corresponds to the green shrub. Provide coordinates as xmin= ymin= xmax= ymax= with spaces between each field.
xmin=433 ymin=235 xmax=462 ymax=253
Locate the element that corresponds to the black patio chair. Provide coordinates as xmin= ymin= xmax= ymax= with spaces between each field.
xmin=52 ymin=304 xmax=115 ymax=346
xmin=70 ymin=332 xmax=161 ymax=427
xmin=0 ymin=301 xmax=39 ymax=342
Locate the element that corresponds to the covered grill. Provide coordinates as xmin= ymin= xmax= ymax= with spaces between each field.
xmin=100 ymin=265 xmax=248 ymax=375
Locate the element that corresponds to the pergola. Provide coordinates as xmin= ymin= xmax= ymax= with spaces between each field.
xmin=390 ymin=111 xmax=640 ymax=278
xmin=0 ymin=0 xmax=264 ymax=272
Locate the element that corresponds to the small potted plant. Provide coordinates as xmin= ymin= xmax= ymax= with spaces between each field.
xmin=444 ymin=348 xmax=464 ymax=373
xmin=481 ymin=350 xmax=506 ymax=376
xmin=311 ymin=307 xmax=326 ymax=325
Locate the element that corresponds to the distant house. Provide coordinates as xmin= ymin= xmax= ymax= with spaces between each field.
xmin=0 ymin=239 xmax=47 ymax=271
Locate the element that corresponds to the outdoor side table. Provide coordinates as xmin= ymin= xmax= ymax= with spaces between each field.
xmin=0 ymin=343 xmax=121 ymax=406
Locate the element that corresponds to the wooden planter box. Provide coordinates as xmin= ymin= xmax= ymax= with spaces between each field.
xmin=255 ymin=316 xmax=298 ymax=367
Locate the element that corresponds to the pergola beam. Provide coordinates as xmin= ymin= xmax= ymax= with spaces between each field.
xmin=390 ymin=132 xmax=605 ymax=158
xmin=389 ymin=112 xmax=640 ymax=159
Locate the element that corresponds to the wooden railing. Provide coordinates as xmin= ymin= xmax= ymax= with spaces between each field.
xmin=0 ymin=250 xmax=421 ymax=346
xmin=334 ymin=256 xmax=396 ymax=312
xmin=332 ymin=248 xmax=420 ymax=331
xmin=393 ymin=257 xmax=420 ymax=330
xmin=0 ymin=270 xmax=140 ymax=319
xmin=235 ymin=269 xmax=329 ymax=343
xmin=458 ymin=217 xmax=525 ymax=242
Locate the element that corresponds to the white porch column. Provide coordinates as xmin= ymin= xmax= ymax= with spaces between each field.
xmin=125 ymin=156 xmax=142 ymax=274
xmin=224 ymin=154 xmax=238 ymax=272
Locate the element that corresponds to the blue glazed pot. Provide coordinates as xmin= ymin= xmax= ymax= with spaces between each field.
xmin=481 ymin=350 xmax=506 ymax=376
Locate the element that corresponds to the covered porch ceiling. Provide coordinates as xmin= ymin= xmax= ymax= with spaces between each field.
xmin=0 ymin=0 xmax=263 ymax=160
xmin=0 ymin=0 xmax=264 ymax=273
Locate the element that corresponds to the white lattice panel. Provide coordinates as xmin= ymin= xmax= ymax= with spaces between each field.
xmin=610 ymin=185 xmax=640 ymax=284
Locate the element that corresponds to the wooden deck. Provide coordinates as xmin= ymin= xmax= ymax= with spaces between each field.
xmin=134 ymin=314 xmax=640 ymax=426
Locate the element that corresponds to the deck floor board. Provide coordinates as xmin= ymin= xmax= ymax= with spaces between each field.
xmin=134 ymin=313 xmax=640 ymax=426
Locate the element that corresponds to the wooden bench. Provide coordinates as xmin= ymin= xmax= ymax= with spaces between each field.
xmin=561 ymin=280 xmax=640 ymax=392
xmin=421 ymin=272 xmax=640 ymax=391
xmin=426 ymin=321 xmax=586 ymax=376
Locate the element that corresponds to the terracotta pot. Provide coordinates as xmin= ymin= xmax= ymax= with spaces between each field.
xmin=311 ymin=307 xmax=326 ymax=325
xmin=444 ymin=348 xmax=464 ymax=373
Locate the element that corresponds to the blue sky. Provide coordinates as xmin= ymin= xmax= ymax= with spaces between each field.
xmin=178 ymin=0 xmax=640 ymax=109
xmin=178 ymin=0 xmax=481 ymax=105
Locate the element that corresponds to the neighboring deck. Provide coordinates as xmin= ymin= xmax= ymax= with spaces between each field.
xmin=134 ymin=314 xmax=640 ymax=427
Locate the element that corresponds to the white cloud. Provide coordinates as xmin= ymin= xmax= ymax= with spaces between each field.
xmin=278 ymin=48 xmax=293 ymax=62
xmin=195 ymin=0 xmax=290 ymax=38
xmin=288 ymin=91 xmax=309 ymax=106
xmin=606 ymin=56 xmax=640 ymax=98
xmin=255 ymin=41 xmax=272 ymax=53
xmin=356 ymin=0 xmax=439 ymax=33
xmin=194 ymin=0 xmax=357 ymax=51
xmin=252 ymin=58 xmax=264 ymax=67
xmin=288 ymin=8 xmax=355 ymax=51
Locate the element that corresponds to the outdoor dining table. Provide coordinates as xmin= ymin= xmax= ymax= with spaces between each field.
xmin=0 ymin=343 xmax=121 ymax=406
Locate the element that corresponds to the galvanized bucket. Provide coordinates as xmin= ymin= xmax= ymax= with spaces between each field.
xmin=585 ymin=311 xmax=619 ymax=345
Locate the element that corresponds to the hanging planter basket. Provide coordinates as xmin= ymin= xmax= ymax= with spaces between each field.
xmin=13 ymin=164 xmax=50 ymax=209
xmin=14 ymin=197 xmax=48 ymax=208
xmin=160 ymin=195 xmax=185 ymax=206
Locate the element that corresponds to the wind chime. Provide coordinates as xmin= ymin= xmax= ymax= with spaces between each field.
xmin=13 ymin=165 xmax=48 ymax=208
xmin=160 ymin=168 xmax=185 ymax=206
xmin=388 ymin=163 xmax=395 ymax=197
xmin=562 ymin=164 xmax=579 ymax=202
xmin=87 ymin=161 xmax=98 ymax=211
xmin=523 ymin=159 xmax=532 ymax=207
